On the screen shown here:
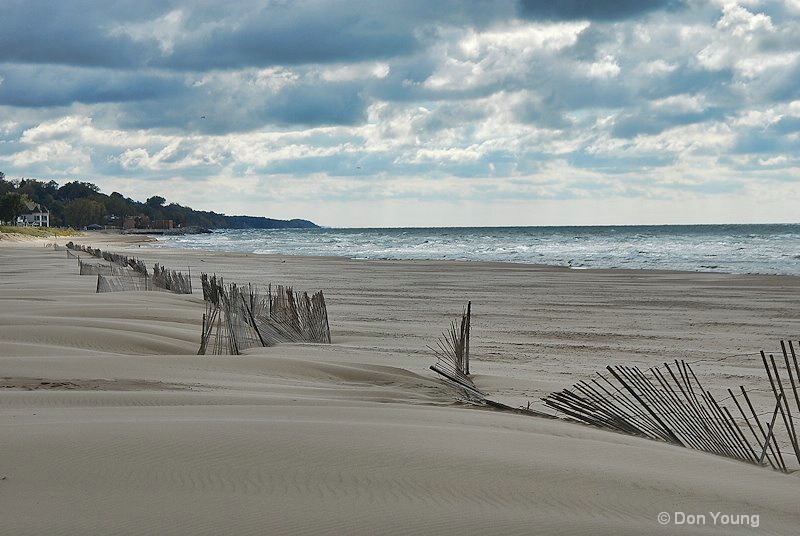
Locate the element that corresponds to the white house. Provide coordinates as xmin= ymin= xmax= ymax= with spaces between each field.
xmin=17 ymin=202 xmax=50 ymax=227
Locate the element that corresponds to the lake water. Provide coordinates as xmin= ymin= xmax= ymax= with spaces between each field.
xmin=152 ymin=224 xmax=800 ymax=275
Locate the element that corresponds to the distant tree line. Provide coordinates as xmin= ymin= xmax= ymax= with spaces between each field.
xmin=0 ymin=171 xmax=317 ymax=229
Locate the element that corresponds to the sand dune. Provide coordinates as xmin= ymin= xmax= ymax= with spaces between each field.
xmin=1 ymin=238 xmax=799 ymax=534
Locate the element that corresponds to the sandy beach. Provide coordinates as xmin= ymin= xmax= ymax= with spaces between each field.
xmin=1 ymin=234 xmax=799 ymax=535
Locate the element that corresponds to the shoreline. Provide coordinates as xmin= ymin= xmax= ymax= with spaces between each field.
xmin=1 ymin=238 xmax=799 ymax=534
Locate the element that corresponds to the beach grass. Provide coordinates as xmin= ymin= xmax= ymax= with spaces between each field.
xmin=0 ymin=225 xmax=81 ymax=238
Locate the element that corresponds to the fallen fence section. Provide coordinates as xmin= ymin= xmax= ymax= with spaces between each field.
xmin=542 ymin=344 xmax=800 ymax=473
xmin=428 ymin=303 xmax=554 ymax=418
xmin=198 ymin=273 xmax=331 ymax=355
xmin=424 ymin=302 xmax=800 ymax=473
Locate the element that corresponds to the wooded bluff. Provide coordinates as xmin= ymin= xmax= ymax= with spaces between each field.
xmin=0 ymin=173 xmax=318 ymax=230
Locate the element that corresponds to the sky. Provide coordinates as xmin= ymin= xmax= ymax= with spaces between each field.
xmin=1 ymin=0 xmax=799 ymax=227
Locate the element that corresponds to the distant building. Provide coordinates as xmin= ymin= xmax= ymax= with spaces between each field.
xmin=151 ymin=219 xmax=174 ymax=230
xmin=124 ymin=215 xmax=153 ymax=230
xmin=122 ymin=215 xmax=173 ymax=230
xmin=17 ymin=202 xmax=49 ymax=227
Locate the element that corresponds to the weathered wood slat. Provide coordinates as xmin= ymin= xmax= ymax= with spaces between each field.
xmin=197 ymin=274 xmax=331 ymax=355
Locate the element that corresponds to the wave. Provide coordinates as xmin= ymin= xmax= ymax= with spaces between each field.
xmin=153 ymin=224 xmax=800 ymax=276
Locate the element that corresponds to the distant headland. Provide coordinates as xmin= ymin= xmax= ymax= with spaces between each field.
xmin=0 ymin=173 xmax=318 ymax=231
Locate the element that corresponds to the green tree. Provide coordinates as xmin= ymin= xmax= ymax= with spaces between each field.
xmin=144 ymin=195 xmax=166 ymax=220
xmin=0 ymin=192 xmax=29 ymax=225
xmin=104 ymin=192 xmax=133 ymax=223
xmin=64 ymin=198 xmax=107 ymax=228
xmin=17 ymin=178 xmax=59 ymax=207
xmin=48 ymin=200 xmax=66 ymax=228
xmin=58 ymin=181 xmax=100 ymax=200
xmin=0 ymin=172 xmax=11 ymax=197
xmin=146 ymin=196 xmax=166 ymax=208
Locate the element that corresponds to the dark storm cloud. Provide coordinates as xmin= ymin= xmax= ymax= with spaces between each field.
xmin=264 ymin=81 xmax=366 ymax=126
xmin=158 ymin=1 xmax=521 ymax=70
xmin=0 ymin=0 xmax=171 ymax=67
xmin=0 ymin=64 xmax=185 ymax=107
xmin=518 ymin=0 xmax=690 ymax=21
xmin=0 ymin=0 xmax=516 ymax=71
xmin=110 ymin=76 xmax=367 ymax=133
xmin=158 ymin=6 xmax=417 ymax=70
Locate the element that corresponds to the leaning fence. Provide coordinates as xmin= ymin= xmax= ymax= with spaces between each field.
xmin=538 ymin=342 xmax=800 ymax=472
xmin=423 ymin=299 xmax=800 ymax=473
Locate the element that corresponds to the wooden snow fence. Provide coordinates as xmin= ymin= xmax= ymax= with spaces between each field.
xmin=67 ymin=242 xmax=149 ymax=277
xmin=96 ymin=273 xmax=161 ymax=293
xmin=198 ymin=273 xmax=331 ymax=355
xmin=77 ymin=257 xmax=125 ymax=276
xmin=151 ymin=263 xmax=193 ymax=294
xmin=94 ymin=263 xmax=191 ymax=294
xmin=66 ymin=242 xmax=103 ymax=258
xmin=541 ymin=342 xmax=800 ymax=473
xmin=66 ymin=242 xmax=192 ymax=294
xmin=423 ymin=305 xmax=800 ymax=473
xmin=46 ymin=243 xmax=77 ymax=259
xmin=199 ymin=281 xmax=262 ymax=355
xmin=427 ymin=304 xmax=555 ymax=418
xmin=429 ymin=302 xmax=484 ymax=398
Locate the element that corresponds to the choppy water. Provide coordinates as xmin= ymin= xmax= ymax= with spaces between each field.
xmin=153 ymin=224 xmax=800 ymax=275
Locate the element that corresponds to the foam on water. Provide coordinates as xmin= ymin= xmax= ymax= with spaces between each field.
xmin=153 ymin=224 xmax=800 ymax=275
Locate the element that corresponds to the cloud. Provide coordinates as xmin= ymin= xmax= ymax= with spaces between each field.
xmin=263 ymin=80 xmax=367 ymax=126
xmin=99 ymin=69 xmax=369 ymax=133
xmin=518 ymin=0 xmax=689 ymax=21
xmin=611 ymin=94 xmax=727 ymax=138
xmin=0 ymin=1 xmax=167 ymax=68
xmin=155 ymin=5 xmax=417 ymax=70
xmin=0 ymin=1 xmax=517 ymax=70
xmin=0 ymin=64 xmax=185 ymax=107
xmin=0 ymin=0 xmax=799 ymax=226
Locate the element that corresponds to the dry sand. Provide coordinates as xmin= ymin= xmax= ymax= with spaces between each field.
xmin=1 ymin=234 xmax=799 ymax=535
